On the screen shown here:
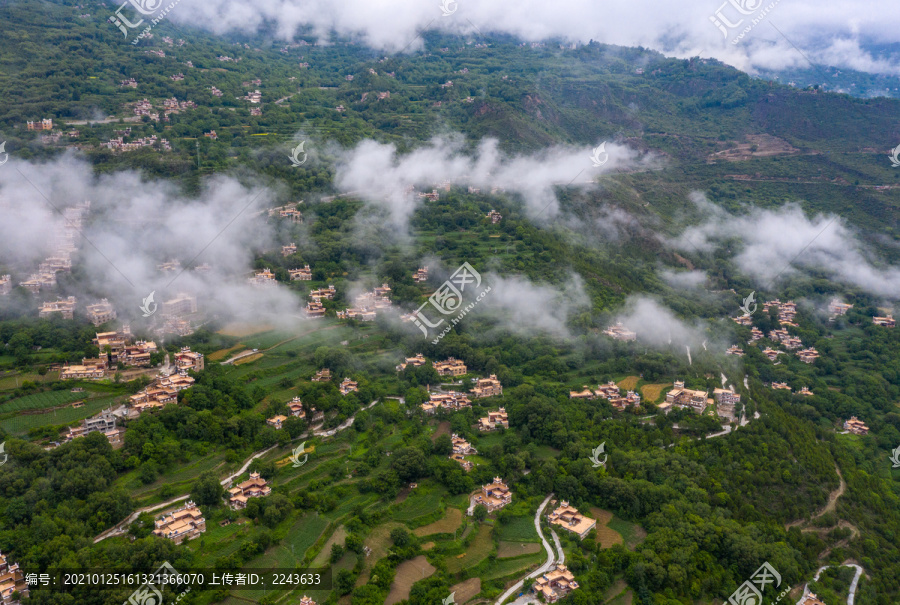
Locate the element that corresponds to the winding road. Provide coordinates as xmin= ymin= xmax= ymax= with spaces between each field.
xmin=495 ymin=494 xmax=557 ymax=605
xmin=93 ymin=400 xmax=379 ymax=543
xmin=796 ymin=563 xmax=863 ymax=605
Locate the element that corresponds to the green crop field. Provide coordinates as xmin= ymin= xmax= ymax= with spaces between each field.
xmin=0 ymin=389 xmax=90 ymax=413
xmin=0 ymin=396 xmax=119 ymax=435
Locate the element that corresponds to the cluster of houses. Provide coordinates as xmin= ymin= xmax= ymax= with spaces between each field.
xmin=478 ymin=408 xmax=509 ymax=431
xmin=450 ymin=433 xmax=477 ymax=471
xmin=127 ymin=348 xmax=203 ymax=413
xmin=268 ymin=203 xmax=303 ymax=223
xmin=336 ymin=284 xmax=392 ymax=321
xmin=658 ymin=381 xmax=710 ymax=414
xmin=763 ymin=299 xmax=798 ymax=326
xmin=421 ymin=391 xmax=472 ymax=414
xmin=21 ymin=202 xmax=88 ymax=294
xmin=0 ymin=551 xmax=29 ymax=605
xmin=153 ymin=501 xmax=206 ymax=544
xmin=290 ymin=265 xmax=313 ymax=281
xmin=85 ymin=299 xmax=116 ymax=326
xmin=105 ymin=134 xmax=171 ymax=152
xmin=306 ymin=284 xmax=335 ymax=318
xmin=570 ymin=382 xmax=641 ymax=411
xmin=243 ymin=90 xmax=262 ymax=103
xmin=603 ymin=323 xmax=637 ymax=341
xmin=435 ymin=357 xmax=467 ymax=376
xmin=39 ymin=296 xmax=77 ymax=320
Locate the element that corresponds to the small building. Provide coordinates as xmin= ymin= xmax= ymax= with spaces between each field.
xmin=153 ymin=501 xmax=206 ymax=544
xmin=298 ymin=597 xmax=317 ymax=605
xmin=473 ymin=477 xmax=511 ymax=512
xmin=339 ymin=378 xmax=358 ymax=395
xmin=569 ymin=387 xmax=596 ymax=400
xmin=267 ymin=415 xmax=288 ymax=430
xmin=310 ymin=285 xmax=336 ymax=300
xmin=471 ymin=375 xmax=502 ymax=398
xmin=771 ymin=382 xmax=792 ymax=392
xmin=0 ymin=551 xmax=29 ymax=604
xmin=873 ymin=314 xmax=895 ymax=327
xmin=798 ymin=386 xmax=814 ymax=396
xmin=0 ymin=275 xmax=11 ymax=296
xmin=486 ymin=210 xmax=502 ymax=224
xmin=726 ymin=345 xmax=744 ymax=356
xmin=433 ymin=357 xmax=466 ymax=376
xmin=797 ymin=348 xmax=819 ymax=364
xmin=843 ymin=416 xmax=868 ymax=435
xmin=799 ymin=594 xmax=826 ymax=605
xmin=422 ymin=391 xmax=471 ymax=414
xmin=548 ymin=502 xmax=596 ymax=539
xmin=396 ymin=353 xmax=427 ymax=372
xmin=306 ymin=300 xmax=326 ymax=318
xmin=282 ymin=243 xmax=297 ymax=256
xmin=39 ymin=296 xmax=77 ymax=319
xmin=828 ymin=299 xmax=852 ymax=319
xmin=412 ymin=267 xmax=428 ymax=282
xmin=312 ymin=368 xmax=332 ymax=382
xmin=174 ymin=347 xmax=204 ymax=372
xmin=533 ymin=565 xmax=579 ymax=603
xmin=666 ymin=381 xmax=708 ymax=413
xmin=290 ymin=265 xmax=312 ymax=281
xmin=603 ymin=323 xmax=637 ymax=341
xmin=749 ymin=327 xmax=763 ymax=341
xmin=85 ymin=299 xmax=116 ymax=326
xmin=762 ymin=348 xmax=783 ymax=362
xmin=733 ymin=314 xmax=753 ymax=326
xmin=249 ymin=269 xmax=277 ymax=286
xmin=713 ymin=388 xmax=740 ymax=420
xmin=161 ymin=293 xmax=197 ymax=316
xmin=478 ymin=407 xmax=509 ymax=431
xmin=228 ymin=472 xmax=272 ymax=509
xmin=288 ymin=397 xmax=306 ymax=418
xmin=60 ymin=360 xmax=106 ymax=380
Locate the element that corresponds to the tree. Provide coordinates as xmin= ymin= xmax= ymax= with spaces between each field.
xmin=191 ymin=471 xmax=224 ymax=506
xmin=433 ymin=433 xmax=453 ymax=456
xmin=473 ymin=504 xmax=488 ymax=522
xmin=391 ymin=447 xmax=427 ymax=482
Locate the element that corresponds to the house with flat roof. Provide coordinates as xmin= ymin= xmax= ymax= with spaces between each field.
xmin=873 ymin=314 xmax=895 ymax=327
xmin=733 ymin=314 xmax=753 ymax=326
xmin=60 ymin=359 xmax=106 ymax=380
xmin=666 ymin=381 xmax=708 ymax=413
xmin=713 ymin=388 xmax=740 ymax=420
xmin=306 ymin=300 xmax=326 ymax=318
xmin=726 ymin=345 xmax=744 ymax=356
xmin=312 ymin=368 xmax=332 ymax=382
xmin=797 ymin=348 xmax=820 ymax=363
xmin=161 ymin=293 xmax=197 ymax=316
xmin=771 ymin=382 xmax=791 ymax=392
xmin=548 ymin=502 xmax=597 ymax=539
xmin=39 ymin=296 xmax=77 ymax=319
xmin=433 ymin=357 xmax=467 ymax=376
xmin=473 ymin=477 xmax=511 ymax=512
xmin=479 ymin=408 xmax=509 ymax=431
xmin=603 ymin=323 xmax=636 ymax=341
xmin=486 ymin=210 xmax=502 ymax=224
xmin=249 ymin=269 xmax=277 ymax=286
xmin=310 ymin=285 xmax=336 ymax=300
xmin=85 ymin=299 xmax=116 ymax=326
xmin=339 ymin=378 xmax=358 ymax=395
xmin=828 ymin=299 xmax=852 ymax=319
xmin=762 ymin=347 xmax=783 ymax=362
xmin=290 ymin=265 xmax=312 ymax=280
xmin=532 ymin=565 xmax=579 ymax=603
xmin=471 ymin=375 xmax=502 ymax=398
xmin=798 ymin=386 xmax=814 ymax=396
xmin=153 ymin=501 xmax=206 ymax=544
xmin=228 ymin=472 xmax=272 ymax=509
xmin=422 ymin=391 xmax=471 ymax=414
xmin=412 ymin=267 xmax=428 ymax=282
xmin=267 ymin=415 xmax=288 ymax=430
xmin=749 ymin=327 xmax=763 ymax=341
xmin=175 ymin=347 xmax=204 ymax=372
xmin=396 ymin=353 xmax=426 ymax=372
xmin=450 ymin=434 xmax=477 ymax=471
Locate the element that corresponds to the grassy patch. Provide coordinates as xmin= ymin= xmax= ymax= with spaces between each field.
xmin=392 ymin=485 xmax=446 ymax=523
xmin=446 ymin=523 xmax=493 ymax=573
xmin=449 ymin=577 xmax=481 ymax=604
xmin=605 ymin=514 xmax=647 ymax=550
xmin=208 ymin=345 xmax=244 ymax=361
xmin=497 ymin=541 xmax=542 ymax=558
xmin=0 ymin=395 xmax=119 ymax=435
xmin=483 ymin=553 xmax=543 ymax=580
xmin=310 ymin=525 xmax=348 ymax=567
xmin=217 ymin=323 xmax=274 ymax=337
xmin=496 ymin=515 xmax=539 ymax=543
xmin=589 ymin=508 xmax=624 ymax=548
xmin=234 ymin=353 xmax=264 ymax=366
xmin=0 ymin=389 xmax=91 ymax=413
xmin=413 ymin=507 xmax=463 ymax=537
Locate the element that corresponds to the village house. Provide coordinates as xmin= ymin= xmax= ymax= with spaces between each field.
xmin=158 ymin=260 xmax=181 ymax=273
xmin=828 ymin=299 xmax=853 ymax=319
xmin=569 ymin=387 xmax=596 ymax=400
xmin=298 ymin=597 xmax=316 ymax=605
xmin=288 ymin=397 xmax=307 ymax=419
xmin=844 ymin=416 xmax=869 ymax=435
xmin=93 ymin=327 xmax=132 ymax=362
xmin=595 ymin=382 xmax=621 ymax=399
xmin=421 ymin=391 xmax=471 ymax=414
xmin=532 ymin=565 xmax=580 ymax=603
xmin=762 ymin=347 xmax=784 ymax=362
xmin=85 ymin=299 xmax=116 ymax=326
xmin=412 ymin=267 xmax=429 ymax=282
xmin=174 ymin=347 xmax=204 ymax=372
xmin=733 ymin=314 xmax=753 ymax=326
xmin=129 ymin=370 xmax=195 ymax=413
xmin=608 ymin=390 xmax=642 ymax=411
xmin=250 ymin=269 xmax=277 ymax=286
xmin=39 ymin=296 xmax=77 ymax=319
xmin=771 ymin=382 xmax=792 ymax=392
xmin=336 ymin=307 xmax=377 ymax=321
xmin=60 ymin=359 xmax=106 ymax=380
xmin=479 ymin=407 xmax=509 ymax=431
xmin=798 ymin=386 xmax=814 ymax=396
xmin=65 ymin=408 xmax=125 ymax=447
xmin=797 ymin=348 xmax=820 ymax=363
xmin=340 ymin=378 xmax=359 ymax=395
xmin=244 ymin=90 xmax=262 ymax=103
xmin=486 ymin=210 xmax=502 ymax=224
xmin=312 ymin=368 xmax=332 ymax=382
xmin=0 ymin=551 xmax=29 ymax=605
xmin=310 ymin=285 xmax=336 ymax=300
xmin=433 ymin=357 xmax=467 ymax=376
xmin=290 ymin=265 xmax=312 ymax=280
xmin=713 ymin=388 xmax=741 ymax=420
xmin=548 ymin=501 xmax=597 ymax=539
xmin=306 ymin=300 xmax=326 ymax=318
xmin=873 ymin=314 xmax=895 ymax=327
xmin=228 ymin=472 xmax=272 ymax=509
xmin=418 ymin=189 xmax=440 ymax=202
xmin=396 ymin=353 xmax=426 ymax=372
xmin=473 ymin=477 xmax=512 ymax=512
xmin=26 ymin=118 xmax=53 ymax=131
xmin=472 ymin=375 xmax=503 ymax=398
xmin=121 ymin=340 xmax=158 ymax=367
xmin=153 ymin=501 xmax=206 ymax=544
xmin=799 ymin=593 xmax=826 ymax=605
xmin=161 ymin=292 xmax=197 ymax=316
xmin=0 ymin=275 xmax=10 ymax=296
xmin=726 ymin=345 xmax=745 ymax=356
xmin=749 ymin=327 xmax=764 ymax=341
xmin=666 ymin=381 xmax=709 ymax=413
xmin=603 ymin=323 xmax=637 ymax=341
xmin=282 ymin=243 xmax=298 ymax=256
xmin=121 ymin=78 xmax=137 ymax=87
xmin=267 ymin=415 xmax=288 ymax=430
xmin=450 ymin=434 xmax=477 ymax=471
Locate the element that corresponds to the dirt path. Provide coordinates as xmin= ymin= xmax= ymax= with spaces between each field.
xmin=786 ymin=464 xmax=845 ymax=528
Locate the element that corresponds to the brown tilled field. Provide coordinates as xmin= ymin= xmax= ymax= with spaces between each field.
xmin=497 ymin=541 xmax=542 ymax=558
xmin=385 ymin=555 xmax=436 ymax=605
xmin=413 ymin=507 xmax=463 ymax=537
xmin=617 ymin=376 xmax=639 ymax=390
xmin=590 ymin=507 xmax=624 ymax=548
xmin=640 ymin=383 xmax=670 ymax=403
xmin=449 ymin=578 xmax=482 ymax=604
